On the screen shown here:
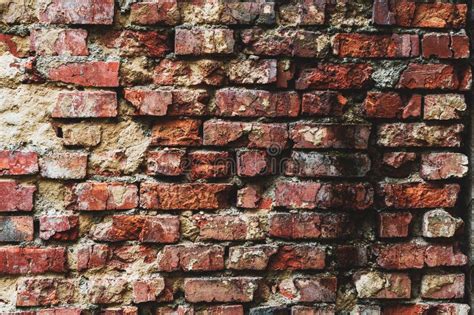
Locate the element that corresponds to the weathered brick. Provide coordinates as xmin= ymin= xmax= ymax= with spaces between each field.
xmin=333 ymin=33 xmax=419 ymax=58
xmin=48 ymin=62 xmax=120 ymax=87
xmin=269 ymin=212 xmax=350 ymax=239
xmin=88 ymin=277 xmax=127 ymax=304
xmin=0 ymin=247 xmax=66 ymax=274
xmin=39 ymin=215 xmax=79 ymax=241
xmin=30 ymin=29 xmax=88 ymax=56
xmin=39 ymin=153 xmax=87 ymax=179
xmin=132 ymin=276 xmax=165 ymax=303
xmin=0 ymin=33 xmax=30 ymax=57
xmin=151 ymin=119 xmax=202 ymax=146
xmin=420 ymin=152 xmax=468 ymax=180
xmin=285 ymin=151 xmax=370 ymax=178
xmin=381 ymin=183 xmax=460 ymax=209
xmin=364 ymin=92 xmax=421 ymax=119
xmin=291 ymin=306 xmax=335 ymax=315
xmin=61 ymin=124 xmax=101 ymax=147
xmin=36 ymin=308 xmax=83 ymax=315
xmin=0 ymin=216 xmax=33 ymax=242
xmin=382 ymin=152 xmax=417 ymax=170
xmin=278 ymin=0 xmax=325 ymax=25
xmin=379 ymin=212 xmax=412 ymax=238
xmin=421 ymin=274 xmax=464 ymax=299
xmin=226 ymin=59 xmax=277 ymax=84
xmin=397 ymin=63 xmax=468 ymax=90
xmin=422 ymin=209 xmax=463 ymax=238
xmin=101 ymin=306 xmax=138 ymax=315
xmin=188 ymin=151 xmax=231 ymax=180
xmin=157 ymin=245 xmax=224 ymax=272
xmin=146 ymin=149 xmax=186 ymax=176
xmin=335 ymin=245 xmax=368 ymax=268
xmin=279 ymin=276 xmax=337 ymax=302
xmin=424 ymin=94 xmax=467 ymax=120
xmin=98 ymin=30 xmax=170 ymax=57
xmin=140 ymin=182 xmax=231 ymax=210
xmin=130 ymin=0 xmax=179 ymax=25
xmin=373 ymin=243 xmax=425 ymax=269
xmin=124 ymin=88 xmax=209 ymax=116
xmin=191 ymin=214 xmax=266 ymax=241
xmin=425 ymin=244 xmax=467 ymax=267
xmin=0 ymin=151 xmax=38 ymax=175
xmin=203 ymin=120 xmax=288 ymax=149
xmin=301 ymin=91 xmax=347 ymax=117
xmin=197 ymin=305 xmax=244 ymax=315
xmin=0 ymin=180 xmax=36 ymax=212
xmin=227 ymin=245 xmax=278 ymax=270
xmin=67 ymin=182 xmax=138 ymax=211
xmin=154 ymin=59 xmax=226 ymax=86
xmin=242 ymin=29 xmax=330 ymax=57
xmin=373 ymin=1 xmax=467 ymax=29
xmin=184 ymin=278 xmax=260 ymax=303
xmin=296 ymin=64 xmax=372 ymax=90
xmin=237 ymin=185 xmax=267 ymax=209
xmin=53 ymin=91 xmax=117 ymax=118
xmin=383 ymin=304 xmax=469 ymax=315
xmin=16 ymin=278 xmax=76 ymax=306
xmin=0 ymin=1 xmax=37 ymax=24
xmin=38 ymin=0 xmax=115 ymax=25
xmin=354 ymin=271 xmax=411 ymax=299
xmin=422 ymin=33 xmax=470 ymax=59
xmin=181 ymin=1 xmax=274 ymax=25
xmin=275 ymin=181 xmax=373 ymax=210
xmin=213 ymin=88 xmax=299 ymax=117
xmin=269 ymin=245 xmax=326 ymax=270
xmin=237 ymin=150 xmax=269 ymax=177
xmin=175 ymin=28 xmax=234 ymax=55
xmin=377 ymin=123 xmax=463 ymax=147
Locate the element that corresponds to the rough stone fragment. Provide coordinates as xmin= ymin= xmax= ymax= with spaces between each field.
xmin=154 ymin=59 xmax=226 ymax=86
xmin=39 ymin=153 xmax=88 ymax=179
xmin=61 ymin=124 xmax=101 ymax=147
xmin=421 ymin=274 xmax=464 ymax=299
xmin=354 ymin=271 xmax=411 ymax=299
xmin=130 ymin=0 xmax=179 ymax=25
xmin=30 ymin=29 xmax=88 ymax=56
xmin=422 ymin=209 xmax=463 ymax=238
xmin=191 ymin=214 xmax=266 ymax=241
xmin=420 ymin=153 xmax=468 ymax=180
xmin=226 ymin=59 xmax=277 ymax=84
xmin=227 ymin=245 xmax=278 ymax=270
xmin=377 ymin=123 xmax=463 ymax=147
xmin=424 ymin=94 xmax=467 ymax=120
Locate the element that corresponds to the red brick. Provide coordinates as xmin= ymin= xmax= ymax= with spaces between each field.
xmin=236 ymin=185 xmax=263 ymax=209
xmin=277 ymin=59 xmax=295 ymax=88
xmin=151 ymin=119 xmax=202 ymax=146
xmin=373 ymin=1 xmax=467 ymax=29
xmin=227 ymin=59 xmax=277 ymax=84
xmin=377 ymin=123 xmax=463 ymax=147
xmin=175 ymin=28 xmax=234 ymax=55
xmin=188 ymin=151 xmax=231 ymax=180
xmin=301 ymin=91 xmax=347 ymax=117
xmin=132 ymin=276 xmax=165 ymax=303
xmin=285 ymin=151 xmax=370 ymax=178
xmin=203 ymin=120 xmax=288 ymax=149
xmin=363 ymin=92 xmax=421 ymax=119
xmin=155 ymin=306 xmax=193 ymax=315
xmin=124 ymin=88 xmax=209 ymax=116
xmin=130 ymin=0 xmax=179 ymax=25
xmin=241 ymin=29 xmax=330 ymax=57
xmin=181 ymin=1 xmax=274 ymax=25
xmin=184 ymin=278 xmax=260 ymax=303
xmin=227 ymin=245 xmax=278 ymax=270
xmin=0 ymin=180 xmax=36 ymax=212
xmin=335 ymin=245 xmax=368 ymax=268
xmin=0 ymin=216 xmax=33 ymax=242
xmin=382 ymin=152 xmax=417 ymax=169
xmin=38 ymin=0 xmax=115 ymax=25
xmin=0 ymin=247 xmax=66 ymax=274
xmin=421 ymin=274 xmax=464 ymax=299
xmin=48 ymin=61 xmax=119 ymax=87
xmin=67 ymin=182 xmax=138 ymax=211
xmin=37 ymin=308 xmax=83 ymax=315
xmin=154 ymin=59 xmax=226 ymax=86
xmin=30 ymin=29 xmax=88 ymax=56
xmin=90 ymin=215 xmax=179 ymax=243
xmin=275 ymin=181 xmax=373 ymax=210
xmin=420 ymin=152 xmax=468 ymax=180
xmin=191 ymin=214 xmax=266 ymax=241
xmin=196 ymin=305 xmax=244 ymax=315
xmin=424 ymin=94 xmax=467 ymax=120
xmin=0 ymin=151 xmax=38 ymax=175
xmin=280 ymin=276 xmax=337 ymax=302
xmin=422 ymin=33 xmax=470 ymax=59
xmin=397 ymin=63 xmax=467 ymax=90
xmin=140 ymin=182 xmax=231 ymax=210
xmin=269 ymin=212 xmax=350 ymax=239
xmin=39 ymin=215 xmax=79 ymax=241
xmin=53 ymin=91 xmax=117 ymax=118
xmin=213 ymin=88 xmax=299 ymax=117
xmin=451 ymin=34 xmax=470 ymax=58
xmin=16 ymin=278 xmax=76 ymax=306
xmin=333 ymin=33 xmax=419 ymax=58
xmin=381 ymin=182 xmax=460 ymax=209
xmin=39 ymin=153 xmax=87 ymax=179
xmin=237 ymin=150 xmax=269 ymax=177
xmin=88 ymin=277 xmax=127 ymax=304
xmin=291 ymin=306 xmax=336 ymax=315
xmin=353 ymin=271 xmax=411 ymax=299
xmin=382 ymin=304 xmax=430 ymax=315
xmin=373 ymin=243 xmax=425 ymax=269
xmin=157 ymin=245 xmax=224 ymax=272
xmin=269 ymin=245 xmax=325 ymax=270
xmin=146 ymin=149 xmax=186 ymax=176
xmin=425 ymin=245 xmax=468 ymax=267
xmin=278 ymin=0 xmax=325 ymax=25
xmin=296 ymin=64 xmax=373 ymax=90
xmin=99 ymin=30 xmax=170 ymax=57
xmin=379 ymin=212 xmax=412 ymax=238
xmin=290 ymin=123 xmax=370 ymax=149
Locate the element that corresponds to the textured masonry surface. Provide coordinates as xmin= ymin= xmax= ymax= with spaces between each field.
xmin=0 ymin=0 xmax=472 ymax=314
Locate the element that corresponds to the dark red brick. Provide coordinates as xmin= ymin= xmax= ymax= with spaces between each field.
xmin=301 ymin=91 xmax=347 ymax=117
xmin=269 ymin=245 xmax=326 ymax=270
xmin=381 ymin=183 xmax=460 ymax=209
xmin=0 ymin=247 xmax=66 ymax=274
xmin=379 ymin=212 xmax=412 ymax=238
xmin=296 ymin=64 xmax=373 ymax=90
xmin=363 ymin=92 xmax=421 ymax=119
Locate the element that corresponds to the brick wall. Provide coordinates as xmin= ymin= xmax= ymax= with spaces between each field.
xmin=0 ymin=0 xmax=471 ymax=314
